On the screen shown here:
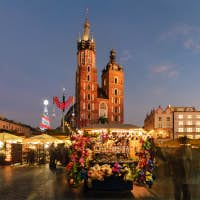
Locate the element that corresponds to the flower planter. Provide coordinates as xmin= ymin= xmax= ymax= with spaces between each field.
xmin=85 ymin=175 xmax=133 ymax=191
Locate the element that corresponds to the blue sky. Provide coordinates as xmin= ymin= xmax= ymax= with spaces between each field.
xmin=1 ymin=0 xmax=200 ymax=128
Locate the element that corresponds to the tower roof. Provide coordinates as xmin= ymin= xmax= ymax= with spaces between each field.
xmin=82 ymin=8 xmax=90 ymax=41
xmin=104 ymin=49 xmax=123 ymax=72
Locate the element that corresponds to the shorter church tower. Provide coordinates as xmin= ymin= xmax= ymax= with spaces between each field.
xmin=101 ymin=49 xmax=124 ymax=123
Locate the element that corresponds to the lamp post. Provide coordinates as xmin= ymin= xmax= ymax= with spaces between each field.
xmin=62 ymin=88 xmax=66 ymax=133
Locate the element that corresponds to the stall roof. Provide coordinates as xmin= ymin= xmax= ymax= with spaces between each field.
xmin=82 ymin=123 xmax=141 ymax=130
xmin=0 ymin=132 xmax=23 ymax=142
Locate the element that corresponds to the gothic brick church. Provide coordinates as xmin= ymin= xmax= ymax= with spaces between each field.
xmin=69 ymin=14 xmax=124 ymax=128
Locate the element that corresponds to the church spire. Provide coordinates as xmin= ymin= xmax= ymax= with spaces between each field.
xmin=82 ymin=8 xmax=90 ymax=41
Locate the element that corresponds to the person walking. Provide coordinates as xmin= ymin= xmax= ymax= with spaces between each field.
xmin=169 ymin=137 xmax=192 ymax=200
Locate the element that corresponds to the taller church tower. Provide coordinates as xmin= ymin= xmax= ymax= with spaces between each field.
xmin=75 ymin=12 xmax=124 ymax=127
xmin=75 ymin=13 xmax=98 ymax=127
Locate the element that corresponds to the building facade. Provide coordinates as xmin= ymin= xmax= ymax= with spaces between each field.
xmin=144 ymin=105 xmax=173 ymax=139
xmin=0 ymin=116 xmax=31 ymax=137
xmin=173 ymin=107 xmax=200 ymax=139
xmin=144 ymin=105 xmax=200 ymax=139
xmin=75 ymin=15 xmax=124 ymax=127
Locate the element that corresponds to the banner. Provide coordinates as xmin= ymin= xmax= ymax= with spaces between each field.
xmin=53 ymin=96 xmax=74 ymax=111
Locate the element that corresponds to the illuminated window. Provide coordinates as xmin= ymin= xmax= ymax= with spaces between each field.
xmin=187 ymin=128 xmax=193 ymax=132
xmin=103 ymin=79 xmax=106 ymax=86
xmin=196 ymin=128 xmax=200 ymax=132
xmin=196 ymin=121 xmax=200 ymax=125
xmin=179 ymin=121 xmax=183 ymax=125
xmin=178 ymin=128 xmax=184 ymax=132
xmin=187 ymin=115 xmax=192 ymax=119
xmin=196 ymin=115 xmax=200 ymax=119
xmin=187 ymin=121 xmax=192 ymax=125
xmin=166 ymin=117 xmax=170 ymax=121
xmin=178 ymin=115 xmax=183 ymax=119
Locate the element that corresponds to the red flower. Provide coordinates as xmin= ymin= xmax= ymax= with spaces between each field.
xmin=66 ymin=162 xmax=73 ymax=171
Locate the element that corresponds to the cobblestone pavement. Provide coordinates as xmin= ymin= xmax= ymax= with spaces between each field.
xmin=0 ymin=164 xmax=199 ymax=200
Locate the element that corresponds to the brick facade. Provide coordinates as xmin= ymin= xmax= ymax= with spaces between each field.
xmin=75 ymin=16 xmax=124 ymax=127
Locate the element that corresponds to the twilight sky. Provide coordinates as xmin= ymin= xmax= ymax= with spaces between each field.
xmin=1 ymin=0 xmax=200 ymax=128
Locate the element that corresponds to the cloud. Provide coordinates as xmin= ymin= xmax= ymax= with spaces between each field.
xmin=119 ymin=50 xmax=133 ymax=62
xmin=160 ymin=24 xmax=200 ymax=52
xmin=150 ymin=64 xmax=178 ymax=78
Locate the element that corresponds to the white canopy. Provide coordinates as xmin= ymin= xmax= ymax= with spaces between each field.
xmin=23 ymin=134 xmax=62 ymax=144
xmin=0 ymin=132 xmax=23 ymax=143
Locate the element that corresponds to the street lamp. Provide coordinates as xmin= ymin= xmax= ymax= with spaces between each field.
xmin=62 ymin=88 xmax=66 ymax=133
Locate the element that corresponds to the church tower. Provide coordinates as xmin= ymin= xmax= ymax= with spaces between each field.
xmin=75 ymin=12 xmax=98 ymax=127
xmin=74 ymin=12 xmax=124 ymax=128
xmin=101 ymin=49 xmax=124 ymax=123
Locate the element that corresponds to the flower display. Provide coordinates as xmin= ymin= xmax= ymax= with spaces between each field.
xmin=65 ymin=133 xmax=156 ymax=190
xmin=86 ymin=162 xmax=134 ymax=188
xmin=133 ymin=136 xmax=156 ymax=188
xmin=65 ymin=135 xmax=93 ymax=186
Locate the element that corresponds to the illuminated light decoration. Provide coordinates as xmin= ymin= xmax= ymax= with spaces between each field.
xmin=0 ymin=141 xmax=4 ymax=148
xmin=39 ymin=99 xmax=51 ymax=131
xmin=53 ymin=96 xmax=74 ymax=110
xmin=44 ymin=99 xmax=49 ymax=106
xmin=5 ymin=143 xmax=12 ymax=162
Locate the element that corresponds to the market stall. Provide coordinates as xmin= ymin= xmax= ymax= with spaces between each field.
xmin=65 ymin=126 xmax=156 ymax=191
xmin=0 ymin=132 xmax=23 ymax=164
xmin=23 ymin=134 xmax=63 ymax=164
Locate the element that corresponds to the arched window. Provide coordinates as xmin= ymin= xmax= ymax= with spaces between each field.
xmin=115 ymin=116 xmax=118 ymax=122
xmin=87 ymin=75 xmax=90 ymax=81
xmin=88 ymin=66 xmax=90 ymax=72
xmin=88 ymin=94 xmax=90 ymax=100
xmin=88 ymin=84 xmax=90 ymax=90
xmin=88 ymin=103 xmax=91 ymax=110
xmin=114 ymin=77 xmax=118 ymax=84
xmin=99 ymin=102 xmax=108 ymax=118
xmin=114 ymin=89 xmax=118 ymax=95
